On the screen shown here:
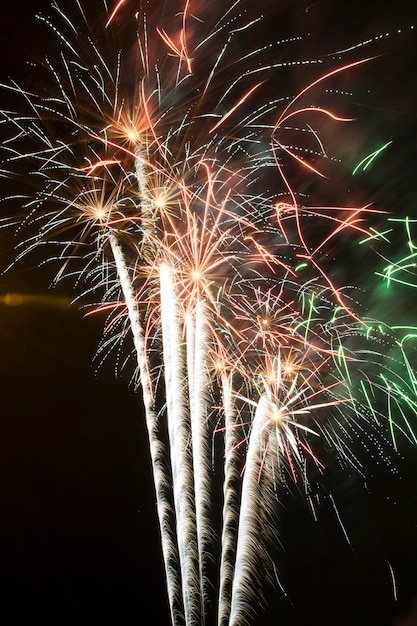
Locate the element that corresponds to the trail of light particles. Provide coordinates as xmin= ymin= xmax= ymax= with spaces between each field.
xmin=229 ymin=394 xmax=276 ymax=626
xmin=379 ymin=218 xmax=417 ymax=290
xmin=217 ymin=372 xmax=241 ymax=626
xmin=109 ymin=235 xmax=183 ymax=624
xmin=160 ymin=261 xmax=201 ymax=626
xmin=186 ymin=298 xmax=213 ymax=620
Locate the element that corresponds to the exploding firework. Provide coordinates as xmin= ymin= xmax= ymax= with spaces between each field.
xmin=1 ymin=1 xmax=417 ymax=625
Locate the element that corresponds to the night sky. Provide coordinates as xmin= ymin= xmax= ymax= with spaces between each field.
xmin=1 ymin=1 xmax=417 ymax=625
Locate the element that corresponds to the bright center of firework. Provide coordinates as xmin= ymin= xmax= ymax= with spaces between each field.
xmin=154 ymin=193 xmax=167 ymax=209
xmin=126 ymin=127 xmax=141 ymax=143
xmin=191 ymin=270 xmax=202 ymax=281
xmin=86 ymin=202 xmax=109 ymax=224
xmin=272 ymin=403 xmax=287 ymax=423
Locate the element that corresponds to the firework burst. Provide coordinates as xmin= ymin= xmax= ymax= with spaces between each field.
xmin=1 ymin=1 xmax=416 ymax=625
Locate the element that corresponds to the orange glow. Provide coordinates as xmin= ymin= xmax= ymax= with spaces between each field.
xmin=209 ymin=82 xmax=264 ymax=133
xmin=80 ymin=160 xmax=121 ymax=174
xmin=157 ymin=0 xmax=193 ymax=74
xmin=105 ymin=0 xmax=126 ymax=28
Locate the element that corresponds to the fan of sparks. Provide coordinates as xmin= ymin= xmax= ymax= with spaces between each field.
xmin=1 ymin=1 xmax=416 ymax=625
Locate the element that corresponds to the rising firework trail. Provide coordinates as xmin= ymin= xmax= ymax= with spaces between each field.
xmin=1 ymin=1 xmax=416 ymax=624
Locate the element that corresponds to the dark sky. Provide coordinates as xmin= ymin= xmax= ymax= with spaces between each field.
xmin=1 ymin=1 xmax=417 ymax=625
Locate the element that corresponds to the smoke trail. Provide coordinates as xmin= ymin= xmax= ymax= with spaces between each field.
xmin=217 ymin=373 xmax=241 ymax=626
xmin=186 ymin=298 xmax=214 ymax=622
xmin=108 ymin=234 xmax=183 ymax=625
xmin=229 ymin=394 xmax=275 ymax=626
xmin=160 ymin=261 xmax=201 ymax=626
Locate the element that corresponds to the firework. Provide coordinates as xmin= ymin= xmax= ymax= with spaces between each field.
xmin=378 ymin=217 xmax=417 ymax=291
xmin=1 ymin=1 xmax=416 ymax=625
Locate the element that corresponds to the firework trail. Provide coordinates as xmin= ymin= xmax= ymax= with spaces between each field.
xmin=378 ymin=217 xmax=417 ymax=291
xmin=186 ymin=298 xmax=214 ymax=618
xmin=1 ymin=1 xmax=416 ymax=625
xmin=109 ymin=235 xmax=184 ymax=622
xmin=228 ymin=394 xmax=273 ymax=626
xmin=217 ymin=370 xmax=241 ymax=626
xmin=160 ymin=261 xmax=201 ymax=625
